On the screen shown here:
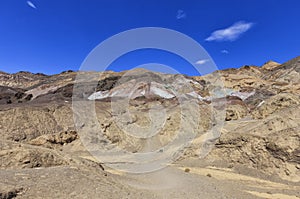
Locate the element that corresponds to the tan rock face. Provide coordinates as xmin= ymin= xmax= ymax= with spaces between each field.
xmin=225 ymin=104 xmax=248 ymax=121
xmin=262 ymin=60 xmax=281 ymax=70
xmin=0 ymin=141 xmax=68 ymax=169
xmin=251 ymin=93 xmax=299 ymax=119
xmin=29 ymin=131 xmax=78 ymax=149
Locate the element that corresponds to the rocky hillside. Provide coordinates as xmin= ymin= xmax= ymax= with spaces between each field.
xmin=0 ymin=56 xmax=299 ymax=198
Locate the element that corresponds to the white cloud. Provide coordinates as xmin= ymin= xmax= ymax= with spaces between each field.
xmin=176 ymin=10 xmax=186 ymax=19
xmin=221 ymin=49 xmax=229 ymax=54
xmin=27 ymin=1 xmax=37 ymax=9
xmin=206 ymin=21 xmax=254 ymax=42
xmin=195 ymin=59 xmax=209 ymax=65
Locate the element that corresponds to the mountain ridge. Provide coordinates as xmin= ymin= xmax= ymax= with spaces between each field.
xmin=0 ymin=56 xmax=299 ymax=198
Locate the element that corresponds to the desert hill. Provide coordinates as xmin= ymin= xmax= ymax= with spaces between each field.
xmin=0 ymin=57 xmax=299 ymax=198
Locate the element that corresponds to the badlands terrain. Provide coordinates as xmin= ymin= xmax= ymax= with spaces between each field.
xmin=0 ymin=56 xmax=299 ymax=198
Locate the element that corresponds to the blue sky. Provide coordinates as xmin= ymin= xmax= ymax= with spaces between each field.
xmin=0 ymin=0 xmax=300 ymax=75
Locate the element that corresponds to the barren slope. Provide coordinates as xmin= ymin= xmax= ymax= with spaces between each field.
xmin=0 ymin=57 xmax=299 ymax=198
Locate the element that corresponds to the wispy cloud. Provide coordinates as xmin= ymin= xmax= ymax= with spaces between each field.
xmin=27 ymin=1 xmax=37 ymax=9
xmin=176 ymin=10 xmax=186 ymax=19
xmin=221 ymin=49 xmax=229 ymax=54
xmin=206 ymin=21 xmax=254 ymax=42
xmin=195 ymin=59 xmax=209 ymax=65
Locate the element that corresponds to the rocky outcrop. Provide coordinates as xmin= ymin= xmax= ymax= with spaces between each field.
xmin=29 ymin=131 xmax=78 ymax=149
xmin=0 ymin=141 xmax=68 ymax=169
xmin=261 ymin=60 xmax=281 ymax=71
